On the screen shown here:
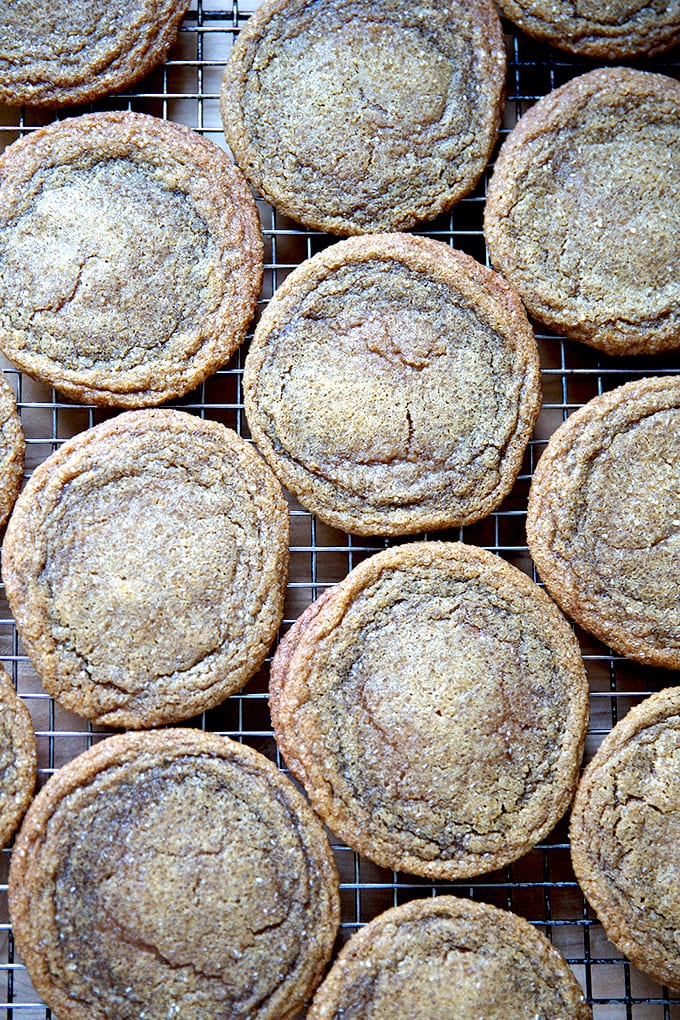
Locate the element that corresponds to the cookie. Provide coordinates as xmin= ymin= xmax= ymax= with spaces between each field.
xmin=571 ymin=687 xmax=680 ymax=990
xmin=495 ymin=0 xmax=680 ymax=58
xmin=484 ymin=68 xmax=680 ymax=357
xmin=0 ymin=373 xmax=24 ymax=528
xmin=2 ymin=409 xmax=289 ymax=728
xmin=0 ymin=111 xmax=263 ymax=406
xmin=527 ymin=376 xmax=680 ymax=669
xmin=9 ymin=728 xmax=340 ymax=1020
xmin=221 ymin=0 xmax=505 ymax=235
xmin=244 ymin=234 xmax=541 ymax=536
xmin=270 ymin=541 xmax=588 ymax=879
xmin=308 ymin=896 xmax=591 ymax=1019
xmin=0 ymin=664 xmax=36 ymax=849
xmin=0 ymin=0 xmax=191 ymax=107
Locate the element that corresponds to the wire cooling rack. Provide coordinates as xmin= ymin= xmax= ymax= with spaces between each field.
xmin=0 ymin=3 xmax=679 ymax=1017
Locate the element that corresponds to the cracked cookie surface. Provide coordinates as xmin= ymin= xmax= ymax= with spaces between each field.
xmin=308 ymin=896 xmax=591 ymax=1019
xmin=0 ymin=665 xmax=36 ymax=850
xmin=270 ymin=542 xmax=588 ymax=879
xmin=221 ymin=0 xmax=505 ymax=234
xmin=0 ymin=0 xmax=191 ymax=107
xmin=9 ymin=729 xmax=340 ymax=1020
xmin=494 ymin=0 xmax=680 ymax=57
xmin=1 ymin=409 xmax=289 ymax=728
xmin=527 ymin=376 xmax=680 ymax=668
xmin=570 ymin=688 xmax=680 ymax=990
xmin=484 ymin=68 xmax=680 ymax=356
xmin=0 ymin=373 xmax=24 ymax=528
xmin=0 ymin=111 xmax=263 ymax=406
xmin=244 ymin=235 xmax=540 ymax=535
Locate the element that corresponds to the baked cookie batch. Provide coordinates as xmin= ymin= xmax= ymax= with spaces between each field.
xmin=0 ymin=0 xmax=679 ymax=1017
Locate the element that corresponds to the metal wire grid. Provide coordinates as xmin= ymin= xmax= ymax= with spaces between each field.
xmin=0 ymin=3 xmax=678 ymax=1017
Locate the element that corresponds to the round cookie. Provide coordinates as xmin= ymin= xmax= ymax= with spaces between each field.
xmin=270 ymin=541 xmax=588 ymax=879
xmin=9 ymin=728 xmax=340 ymax=1020
xmin=308 ymin=896 xmax=591 ymax=1019
xmin=221 ymin=0 xmax=505 ymax=235
xmin=494 ymin=0 xmax=680 ymax=58
xmin=0 ymin=665 xmax=36 ymax=849
xmin=527 ymin=376 xmax=680 ymax=669
xmin=0 ymin=373 xmax=24 ymax=528
xmin=244 ymin=235 xmax=541 ymax=536
xmin=570 ymin=688 xmax=680 ymax=990
xmin=2 ymin=409 xmax=289 ymax=728
xmin=0 ymin=0 xmax=191 ymax=107
xmin=0 ymin=111 xmax=263 ymax=406
xmin=484 ymin=68 xmax=680 ymax=357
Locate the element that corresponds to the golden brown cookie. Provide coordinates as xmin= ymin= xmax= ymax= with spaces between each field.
xmin=527 ymin=376 xmax=680 ymax=669
xmin=221 ymin=0 xmax=505 ymax=235
xmin=0 ymin=111 xmax=263 ymax=406
xmin=244 ymin=234 xmax=541 ymax=536
xmin=0 ymin=0 xmax=191 ymax=107
xmin=270 ymin=541 xmax=588 ymax=879
xmin=570 ymin=687 xmax=680 ymax=990
xmin=308 ymin=896 xmax=591 ymax=1019
xmin=0 ymin=373 xmax=24 ymax=528
xmin=495 ymin=0 xmax=680 ymax=58
xmin=9 ymin=728 xmax=340 ymax=1020
xmin=484 ymin=68 xmax=680 ymax=357
xmin=0 ymin=665 xmax=36 ymax=849
xmin=2 ymin=409 xmax=289 ymax=728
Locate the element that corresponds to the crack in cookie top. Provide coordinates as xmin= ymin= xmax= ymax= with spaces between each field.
xmin=221 ymin=0 xmax=505 ymax=234
xmin=270 ymin=541 xmax=588 ymax=879
xmin=0 ymin=0 xmax=191 ymax=107
xmin=9 ymin=729 xmax=340 ymax=1020
xmin=0 ymin=111 xmax=263 ymax=406
xmin=1 ymin=409 xmax=289 ymax=728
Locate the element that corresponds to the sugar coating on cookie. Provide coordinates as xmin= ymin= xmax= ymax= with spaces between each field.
xmin=308 ymin=896 xmax=592 ymax=1019
xmin=527 ymin=376 xmax=680 ymax=669
xmin=0 ymin=665 xmax=36 ymax=850
xmin=0 ymin=0 xmax=191 ymax=107
xmin=0 ymin=373 xmax=24 ymax=528
xmin=244 ymin=234 xmax=541 ymax=535
xmin=495 ymin=0 xmax=680 ymax=58
xmin=571 ymin=687 xmax=680 ymax=991
xmin=271 ymin=541 xmax=588 ymax=879
xmin=485 ymin=68 xmax=680 ymax=356
xmin=2 ymin=409 xmax=289 ymax=728
xmin=221 ymin=0 xmax=505 ymax=234
xmin=9 ymin=729 xmax=340 ymax=1020
xmin=0 ymin=112 xmax=263 ymax=406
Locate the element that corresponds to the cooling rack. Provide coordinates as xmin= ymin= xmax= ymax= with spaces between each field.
xmin=0 ymin=2 xmax=678 ymax=1016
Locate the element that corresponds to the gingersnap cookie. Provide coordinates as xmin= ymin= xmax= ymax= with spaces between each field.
xmin=244 ymin=235 xmax=541 ymax=536
xmin=485 ymin=68 xmax=680 ymax=357
xmin=527 ymin=376 xmax=680 ymax=669
xmin=221 ymin=0 xmax=505 ymax=235
xmin=0 ymin=111 xmax=263 ymax=406
xmin=0 ymin=373 xmax=24 ymax=528
xmin=308 ymin=896 xmax=591 ymax=1019
xmin=0 ymin=665 xmax=36 ymax=849
xmin=495 ymin=0 xmax=680 ymax=58
xmin=9 ymin=728 xmax=340 ymax=1020
xmin=0 ymin=0 xmax=191 ymax=107
xmin=270 ymin=541 xmax=588 ymax=879
xmin=571 ymin=687 xmax=680 ymax=990
xmin=2 ymin=409 xmax=289 ymax=728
